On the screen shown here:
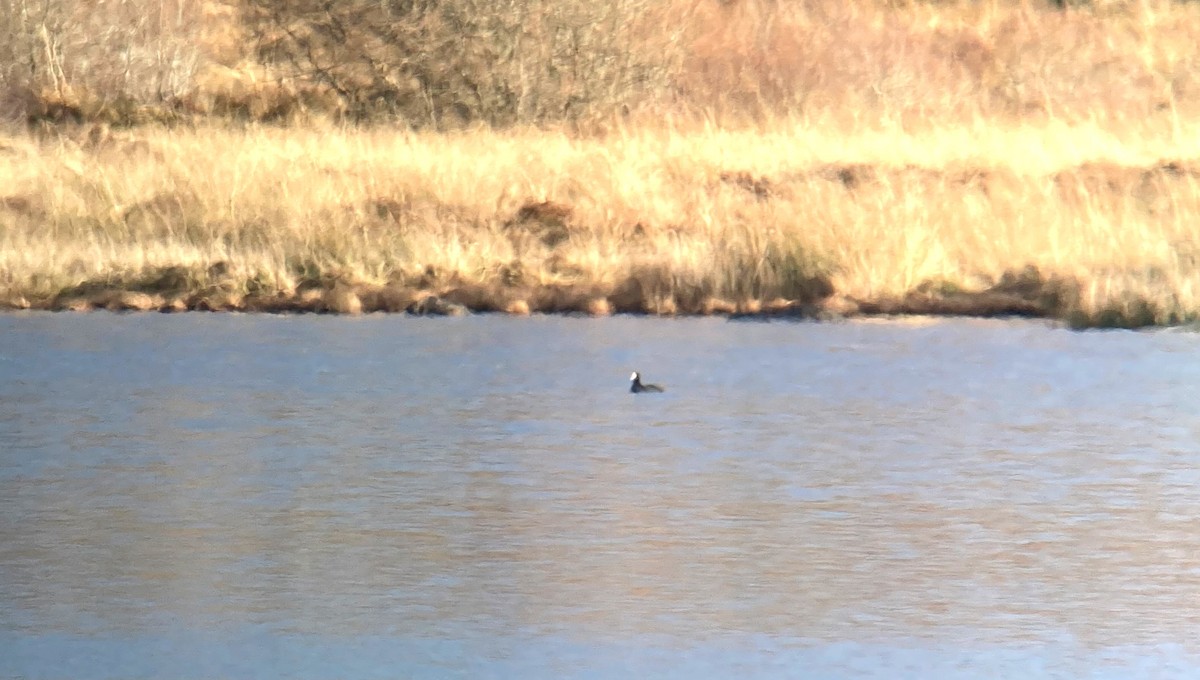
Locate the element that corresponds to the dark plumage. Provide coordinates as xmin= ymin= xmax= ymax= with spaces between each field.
xmin=630 ymin=371 xmax=664 ymax=393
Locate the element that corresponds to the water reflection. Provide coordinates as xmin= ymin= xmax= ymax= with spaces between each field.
xmin=2 ymin=314 xmax=1200 ymax=678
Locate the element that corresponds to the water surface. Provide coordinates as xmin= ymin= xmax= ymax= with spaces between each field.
xmin=2 ymin=314 xmax=1200 ymax=679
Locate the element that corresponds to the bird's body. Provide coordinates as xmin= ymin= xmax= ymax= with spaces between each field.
xmin=630 ymin=371 xmax=664 ymax=393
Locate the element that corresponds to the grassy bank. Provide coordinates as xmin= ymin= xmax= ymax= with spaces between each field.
xmin=3 ymin=1 xmax=1200 ymax=327
xmin=2 ymin=115 xmax=1198 ymax=327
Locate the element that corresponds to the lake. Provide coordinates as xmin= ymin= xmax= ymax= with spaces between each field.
xmin=2 ymin=313 xmax=1199 ymax=679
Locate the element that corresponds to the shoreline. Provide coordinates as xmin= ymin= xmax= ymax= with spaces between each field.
xmin=3 ymin=122 xmax=1198 ymax=332
xmin=0 ymin=265 xmax=1174 ymax=329
xmin=4 ymin=3 xmax=1200 ymax=331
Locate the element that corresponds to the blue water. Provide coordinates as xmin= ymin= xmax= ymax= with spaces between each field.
xmin=2 ymin=313 xmax=1200 ymax=679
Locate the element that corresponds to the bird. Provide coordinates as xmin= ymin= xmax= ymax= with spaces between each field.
xmin=630 ymin=371 xmax=664 ymax=393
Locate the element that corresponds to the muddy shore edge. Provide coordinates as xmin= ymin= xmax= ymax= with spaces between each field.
xmin=0 ymin=265 xmax=1183 ymax=330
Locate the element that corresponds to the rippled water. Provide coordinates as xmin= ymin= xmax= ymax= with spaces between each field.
xmin=2 ymin=313 xmax=1200 ymax=679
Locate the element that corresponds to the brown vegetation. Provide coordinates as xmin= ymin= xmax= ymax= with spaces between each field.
xmin=1 ymin=0 xmax=1199 ymax=327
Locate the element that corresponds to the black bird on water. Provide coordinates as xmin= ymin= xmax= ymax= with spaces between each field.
xmin=630 ymin=371 xmax=665 ymax=393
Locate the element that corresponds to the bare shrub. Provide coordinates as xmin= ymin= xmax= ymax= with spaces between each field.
xmin=242 ymin=0 xmax=687 ymax=127
xmin=0 ymin=0 xmax=203 ymax=124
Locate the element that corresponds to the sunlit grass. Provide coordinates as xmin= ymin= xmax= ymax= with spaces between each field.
xmin=4 ymin=0 xmax=1200 ymax=324
xmin=2 ymin=113 xmax=1198 ymax=325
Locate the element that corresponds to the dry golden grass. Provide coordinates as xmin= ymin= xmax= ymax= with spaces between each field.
xmin=680 ymin=0 xmax=1200 ymax=127
xmin=1 ymin=112 xmax=1198 ymax=326
xmin=3 ymin=0 xmax=1200 ymax=326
